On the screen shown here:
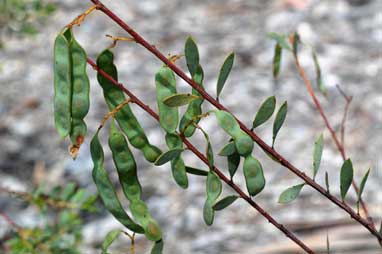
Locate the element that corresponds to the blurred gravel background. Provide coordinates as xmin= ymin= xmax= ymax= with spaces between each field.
xmin=0 ymin=0 xmax=381 ymax=253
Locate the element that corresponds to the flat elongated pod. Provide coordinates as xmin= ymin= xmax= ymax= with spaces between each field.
xmin=165 ymin=133 xmax=188 ymax=188
xmin=90 ymin=131 xmax=143 ymax=233
xmin=243 ymin=155 xmax=265 ymax=196
xmin=109 ymin=120 xmax=142 ymax=201
xmin=96 ymin=49 xmax=161 ymax=162
xmin=53 ymin=31 xmax=72 ymax=138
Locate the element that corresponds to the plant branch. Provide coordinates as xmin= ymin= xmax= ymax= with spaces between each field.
xmin=87 ymin=0 xmax=381 ymax=242
xmin=86 ymin=57 xmax=315 ymax=253
xmin=293 ymin=55 xmax=373 ymax=228
xmin=336 ymin=84 xmax=353 ymax=149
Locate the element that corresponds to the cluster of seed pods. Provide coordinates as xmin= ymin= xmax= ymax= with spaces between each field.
xmin=54 ymin=27 xmax=90 ymax=158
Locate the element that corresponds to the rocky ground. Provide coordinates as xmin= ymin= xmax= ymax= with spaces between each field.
xmin=0 ymin=0 xmax=381 ymax=253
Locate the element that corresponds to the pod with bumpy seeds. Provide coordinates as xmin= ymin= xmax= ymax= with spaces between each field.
xmin=96 ymin=49 xmax=161 ymax=162
xmin=214 ymin=110 xmax=254 ymax=157
xmin=53 ymin=29 xmax=72 ymax=138
xmin=243 ymin=155 xmax=265 ymax=196
xmin=203 ymin=171 xmax=222 ymax=225
xmin=130 ymin=199 xmax=162 ymax=242
xmin=90 ymin=131 xmax=143 ymax=233
xmin=108 ymin=120 xmax=142 ymax=202
xmin=165 ymin=133 xmax=188 ymax=189
xmin=155 ymin=66 xmax=179 ymax=133
xmin=68 ymin=28 xmax=90 ymax=150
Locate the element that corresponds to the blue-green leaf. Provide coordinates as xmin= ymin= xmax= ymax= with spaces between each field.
xmin=313 ymin=134 xmax=324 ymax=180
xmin=272 ymin=101 xmax=288 ymax=147
xmin=252 ymin=96 xmax=276 ymax=129
xmin=340 ymin=159 xmax=354 ymax=201
xmin=185 ymin=36 xmax=199 ymax=76
xmin=163 ymin=93 xmax=200 ymax=107
xmin=216 ymin=52 xmax=235 ymax=99
xmin=312 ymin=50 xmax=327 ymax=95
xmin=101 ymin=229 xmax=122 ymax=254
xmin=213 ymin=195 xmax=239 ymax=211
xmin=357 ymin=168 xmax=370 ymax=213
xmin=278 ymin=183 xmax=305 ymax=204
xmin=154 ymin=148 xmax=184 ymax=166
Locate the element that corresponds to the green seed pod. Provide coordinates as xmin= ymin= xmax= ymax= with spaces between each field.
xmin=108 ymin=120 xmax=142 ymax=202
xmin=96 ymin=49 xmax=161 ymax=162
xmin=165 ymin=133 xmax=188 ymax=189
xmin=130 ymin=200 xmax=162 ymax=241
xmin=243 ymin=155 xmax=265 ymax=196
xmin=234 ymin=131 xmax=254 ymax=157
xmin=90 ymin=131 xmax=143 ymax=233
xmin=203 ymin=171 xmax=222 ymax=225
xmin=179 ymin=65 xmax=204 ymax=137
xmin=68 ymin=33 xmax=90 ymax=148
xmin=155 ymin=66 xmax=179 ymax=133
xmin=53 ymin=31 xmax=72 ymax=138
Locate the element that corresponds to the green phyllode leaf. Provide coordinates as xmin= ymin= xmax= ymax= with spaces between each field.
xmin=272 ymin=101 xmax=288 ymax=147
xmin=154 ymin=148 xmax=184 ymax=166
xmin=185 ymin=166 xmax=208 ymax=176
xmin=101 ymin=229 xmax=122 ymax=254
xmin=312 ymin=50 xmax=327 ymax=95
xmin=278 ymin=183 xmax=305 ymax=204
xmin=213 ymin=195 xmax=239 ymax=211
xmin=185 ymin=36 xmax=199 ymax=77
xmin=216 ymin=52 xmax=235 ymax=99
xmin=163 ymin=93 xmax=200 ymax=107
xmin=340 ymin=159 xmax=354 ymax=201
xmin=357 ymin=168 xmax=370 ymax=213
xmin=313 ymin=134 xmax=324 ymax=180
xmin=252 ymin=96 xmax=276 ymax=129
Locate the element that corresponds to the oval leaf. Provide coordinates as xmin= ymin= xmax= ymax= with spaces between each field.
xmin=218 ymin=141 xmax=236 ymax=156
xmin=163 ymin=93 xmax=200 ymax=107
xmin=313 ymin=134 xmax=324 ymax=180
xmin=272 ymin=101 xmax=288 ymax=147
xmin=252 ymin=96 xmax=276 ymax=129
xmin=278 ymin=183 xmax=305 ymax=204
xmin=101 ymin=229 xmax=121 ymax=254
xmin=213 ymin=195 xmax=239 ymax=211
xmin=340 ymin=159 xmax=354 ymax=201
xmin=185 ymin=36 xmax=199 ymax=76
xmin=154 ymin=148 xmax=184 ymax=166
xmin=185 ymin=166 xmax=208 ymax=176
xmin=216 ymin=52 xmax=235 ymax=99
xmin=227 ymin=153 xmax=240 ymax=179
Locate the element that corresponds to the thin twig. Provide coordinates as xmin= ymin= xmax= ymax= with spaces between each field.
xmin=0 ymin=211 xmax=20 ymax=230
xmin=293 ymin=54 xmax=373 ymax=228
xmin=86 ymin=0 xmax=381 ymax=243
xmin=86 ymin=57 xmax=315 ymax=253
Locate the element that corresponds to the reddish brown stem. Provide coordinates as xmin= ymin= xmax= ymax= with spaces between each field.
xmin=294 ymin=57 xmax=373 ymax=228
xmin=0 ymin=211 xmax=20 ymax=230
xmin=88 ymin=0 xmax=381 ymax=243
xmin=87 ymin=57 xmax=315 ymax=253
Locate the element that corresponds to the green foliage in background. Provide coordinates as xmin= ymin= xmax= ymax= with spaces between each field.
xmin=3 ymin=183 xmax=96 ymax=254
